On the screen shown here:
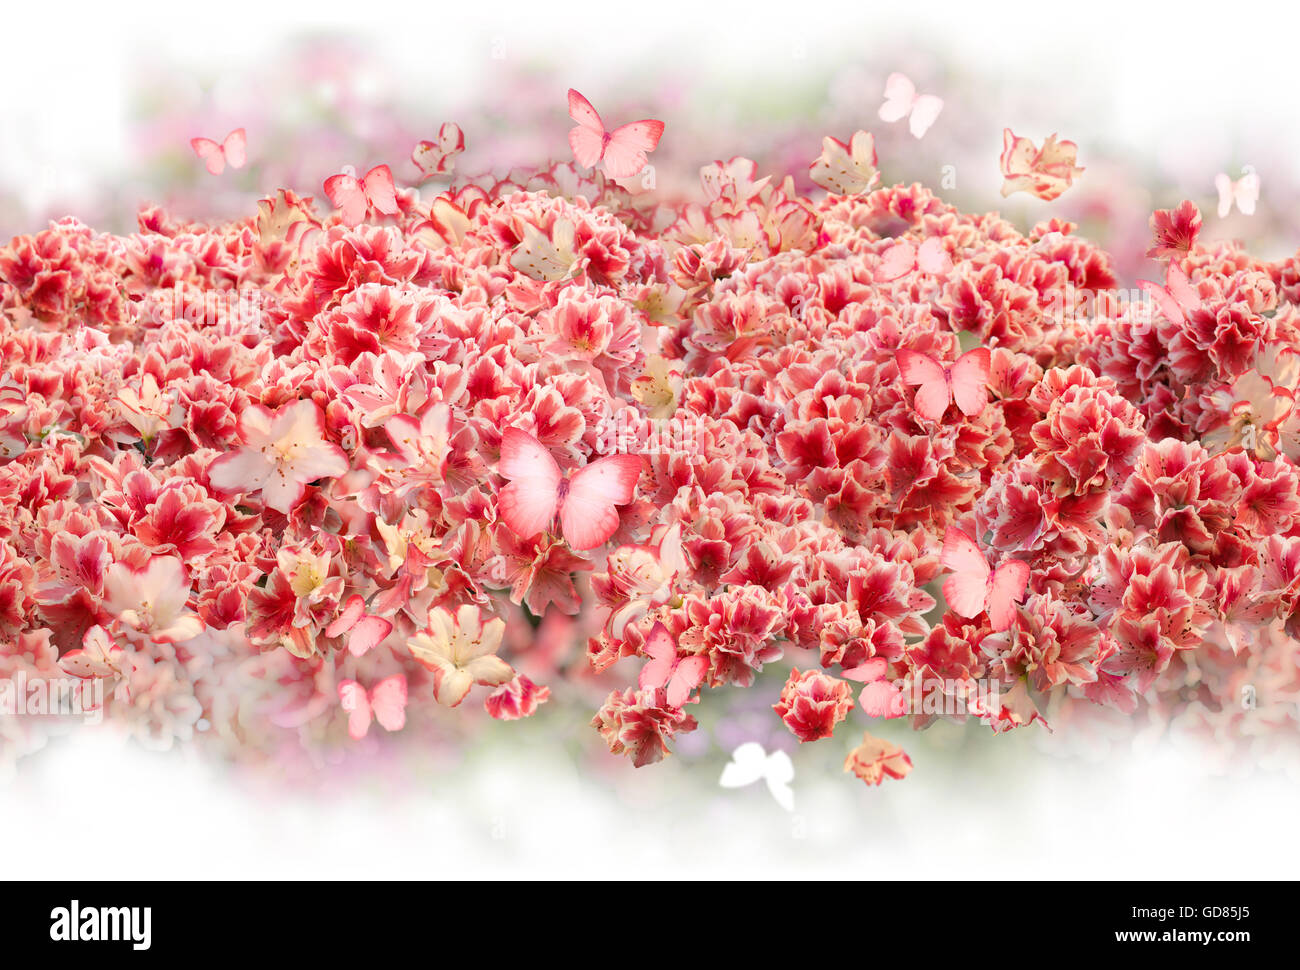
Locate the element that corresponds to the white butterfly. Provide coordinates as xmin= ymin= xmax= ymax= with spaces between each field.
xmin=719 ymin=742 xmax=795 ymax=811
xmin=1215 ymin=168 xmax=1259 ymax=218
xmin=878 ymin=73 xmax=944 ymax=139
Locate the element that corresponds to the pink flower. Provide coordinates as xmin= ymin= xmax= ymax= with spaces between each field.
xmin=102 ymin=555 xmax=203 ymax=643
xmin=591 ymin=687 xmax=698 ymax=767
xmin=843 ymin=731 xmax=912 ymax=785
xmin=484 ymin=675 xmax=551 ymax=721
xmin=981 ymin=594 xmax=1102 ymax=691
xmin=1030 ymin=372 xmax=1146 ymax=495
xmin=773 ymin=668 xmax=855 ymax=742
xmin=1146 ymin=201 xmax=1202 ymax=260
xmin=380 ymin=401 xmax=451 ymax=496
xmin=208 ymin=399 xmax=349 ymax=513
xmin=0 ymin=541 xmax=37 ymax=636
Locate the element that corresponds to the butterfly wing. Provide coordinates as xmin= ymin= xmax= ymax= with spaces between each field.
xmin=987 ymin=560 xmax=1031 ymax=632
xmin=763 ymin=751 xmax=796 ymax=811
xmin=1138 ymin=280 xmax=1186 ymax=326
xmin=907 ymin=94 xmax=944 ymax=139
xmin=1214 ymin=173 xmax=1234 ymax=218
xmin=497 ymin=428 xmax=562 ymax=540
xmin=602 ymin=120 xmax=665 ymax=179
xmin=1165 ymin=264 xmax=1201 ymax=315
xmin=221 ymin=128 xmax=247 ymax=169
xmin=859 ymin=680 xmax=907 ymax=718
xmin=949 ymin=347 xmax=992 ymax=417
xmin=916 ymin=237 xmax=953 ymax=274
xmin=369 ymin=675 xmax=408 ymax=733
xmin=567 ymin=88 xmax=604 ymax=130
xmin=326 ymin=594 xmax=365 ymax=638
xmin=324 ymin=173 xmax=367 ymax=227
xmin=665 ymin=655 xmax=707 ymax=707
xmin=897 ymin=349 xmax=951 ymax=421
xmin=638 ymin=621 xmax=677 ymax=692
xmin=337 ymin=679 xmax=372 ymax=739
xmin=569 ymin=127 xmax=606 ymax=170
xmin=567 ymin=89 xmax=607 ymax=169
xmin=361 ymin=165 xmax=399 ymax=215
xmin=1234 ymin=172 xmax=1260 ymax=215
xmin=719 ymin=741 xmax=769 ymax=788
xmin=349 ymin=615 xmax=393 ymax=658
xmin=558 ymin=453 xmax=642 ymax=550
xmin=878 ymin=72 xmax=916 ymax=122
xmin=874 ymin=240 xmax=917 ymax=282
xmin=941 ymin=526 xmax=992 ymax=619
xmin=842 ymin=657 xmax=888 ymax=682
xmin=190 ymin=137 xmax=225 ymax=175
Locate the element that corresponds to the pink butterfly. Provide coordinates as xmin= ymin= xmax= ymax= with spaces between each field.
xmin=940 ymin=527 xmax=1029 ymax=632
xmin=497 ymin=427 xmax=642 ymax=551
xmin=1215 ymin=168 xmax=1259 ymax=218
xmin=637 ymin=621 xmax=708 ymax=708
xmin=190 ymin=128 xmax=247 ymax=176
xmin=842 ymin=658 xmax=907 ymax=718
xmin=878 ymin=73 xmax=944 ymax=139
xmin=324 ymin=164 xmax=399 ymax=228
xmin=896 ymin=347 xmax=991 ymax=422
xmin=412 ymin=123 xmax=465 ymax=180
xmin=567 ymin=89 xmax=665 ymax=180
xmin=874 ymin=237 xmax=952 ymax=282
xmin=1138 ymin=263 xmax=1201 ymax=327
xmin=338 ymin=675 xmax=407 ymax=740
xmin=325 ymin=594 xmax=393 ymax=657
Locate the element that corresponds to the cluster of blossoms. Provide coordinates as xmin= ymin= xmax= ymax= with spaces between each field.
xmin=3 ymin=130 xmax=1299 ymax=785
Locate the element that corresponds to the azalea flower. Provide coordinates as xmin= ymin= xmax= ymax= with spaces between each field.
xmin=843 ymin=731 xmax=913 ymax=786
xmin=808 ymin=130 xmax=879 ymax=195
xmin=773 ymin=668 xmax=855 ymax=742
xmin=0 ymin=380 xmax=30 ymax=460
xmin=999 ymin=128 xmax=1084 ymax=201
xmin=115 ymin=373 xmax=183 ymax=442
xmin=1146 ymin=200 xmax=1202 ymax=259
xmin=408 ymin=605 xmax=513 ymax=707
xmin=102 ymin=556 xmax=203 ymax=643
xmin=208 ymin=399 xmax=349 ymax=513
xmin=484 ymin=675 xmax=551 ymax=721
xmin=1202 ymin=371 xmax=1293 ymax=459
xmin=60 ymin=625 xmax=135 ymax=682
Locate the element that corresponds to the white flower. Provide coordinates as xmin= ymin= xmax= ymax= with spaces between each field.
xmin=408 ymin=605 xmax=513 ymax=707
xmin=208 ymin=399 xmax=349 ymax=513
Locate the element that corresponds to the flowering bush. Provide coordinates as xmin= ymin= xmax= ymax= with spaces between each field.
xmin=3 ymin=133 xmax=1299 ymax=786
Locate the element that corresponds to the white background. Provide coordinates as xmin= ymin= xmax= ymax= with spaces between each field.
xmin=3 ymin=0 xmax=1300 ymax=878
